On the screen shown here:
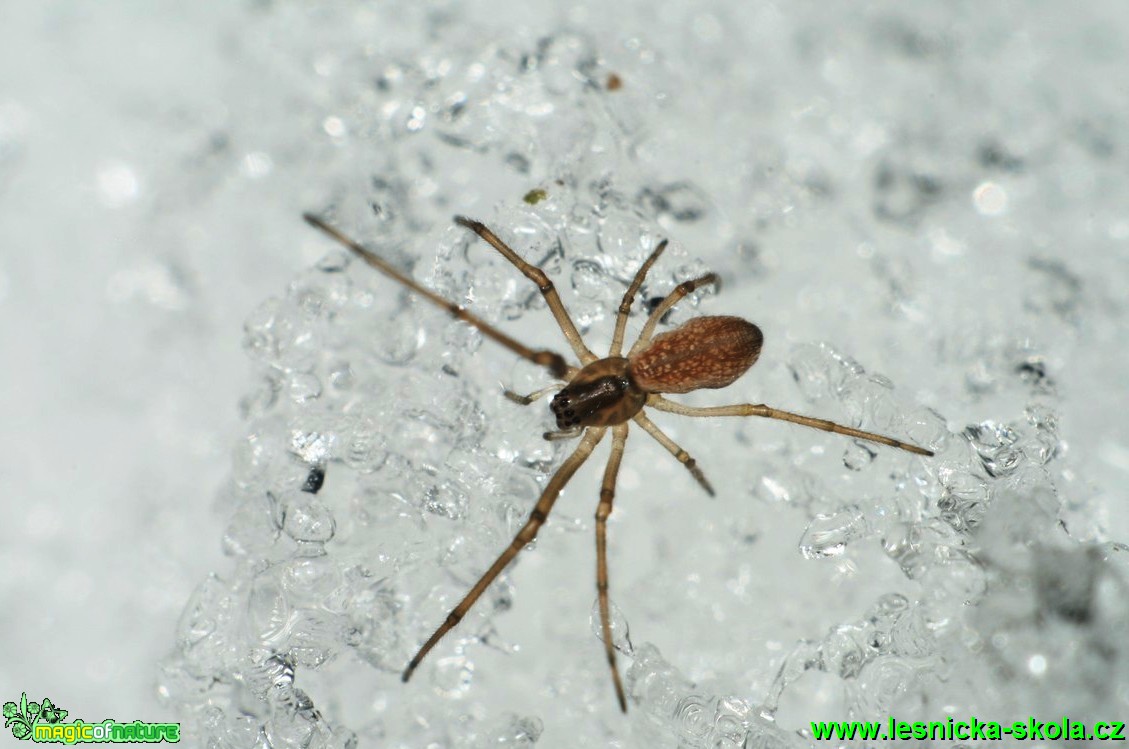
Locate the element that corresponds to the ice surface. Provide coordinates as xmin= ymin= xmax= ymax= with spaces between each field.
xmin=5 ymin=1 xmax=1129 ymax=748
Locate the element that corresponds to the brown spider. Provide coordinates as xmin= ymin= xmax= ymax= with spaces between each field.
xmin=303 ymin=212 xmax=934 ymax=712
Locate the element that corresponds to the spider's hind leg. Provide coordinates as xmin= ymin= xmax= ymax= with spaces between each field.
xmin=627 ymin=272 xmax=719 ymax=357
xmin=648 ymin=396 xmax=934 ymax=456
xmin=633 ymin=411 xmax=714 ymax=496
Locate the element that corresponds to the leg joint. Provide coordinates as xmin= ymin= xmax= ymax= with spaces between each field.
xmin=535 ymin=351 xmax=569 ymax=378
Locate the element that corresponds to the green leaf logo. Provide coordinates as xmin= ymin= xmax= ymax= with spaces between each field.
xmin=4 ymin=693 xmax=68 ymax=740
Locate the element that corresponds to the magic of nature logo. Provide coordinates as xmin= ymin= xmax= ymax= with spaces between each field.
xmin=4 ymin=692 xmax=180 ymax=744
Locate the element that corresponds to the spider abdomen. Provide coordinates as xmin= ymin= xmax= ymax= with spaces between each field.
xmin=629 ymin=316 xmax=763 ymax=394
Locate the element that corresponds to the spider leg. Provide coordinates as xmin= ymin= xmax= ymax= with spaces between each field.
xmin=543 ymin=426 xmax=584 ymax=441
xmin=609 ymin=239 xmax=668 ymax=356
xmin=455 ymin=217 xmax=598 ymax=365
xmin=596 ymin=423 xmax=630 ymax=712
xmin=648 ymin=395 xmax=934 ymax=456
xmin=503 ymin=384 xmax=563 ymax=406
xmin=632 ymin=411 xmax=714 ymax=496
xmin=304 ymin=214 xmax=573 ymax=379
xmin=402 ymin=427 xmax=607 ymax=683
xmin=627 ymin=272 xmax=719 ymax=357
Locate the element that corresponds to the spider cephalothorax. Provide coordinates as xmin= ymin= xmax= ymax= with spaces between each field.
xmin=550 ymin=358 xmax=643 ymax=429
xmin=304 ymin=211 xmax=933 ymax=712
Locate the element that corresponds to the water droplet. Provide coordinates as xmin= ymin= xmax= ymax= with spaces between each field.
xmin=322 ymin=116 xmax=347 ymax=139
xmin=290 ymin=429 xmax=335 ymax=465
xmin=673 ymin=695 xmax=712 ymax=742
xmin=374 ymin=305 xmax=425 ymax=365
xmin=570 ymin=258 xmax=607 ymax=300
xmin=788 ymin=343 xmax=865 ymax=403
xmin=843 ymin=441 xmax=877 ymax=471
xmin=972 ymin=181 xmax=1007 ymax=216
xmin=433 ymin=654 xmax=474 ymax=697
xmin=851 ymin=656 xmax=918 ymax=716
xmin=800 ymin=507 xmax=870 ymax=559
xmin=821 ymin=624 xmax=872 ymax=678
xmin=242 ymin=297 xmax=321 ymax=372
xmin=288 ymin=373 xmax=322 ymax=403
xmin=248 ymin=572 xmax=291 ymax=643
xmin=282 ymin=498 xmax=336 ymax=544
xmin=590 ymin=597 xmax=633 ymax=655
xmin=963 ymin=421 xmax=1021 ymax=478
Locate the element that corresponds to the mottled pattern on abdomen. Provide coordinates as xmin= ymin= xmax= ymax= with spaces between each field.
xmin=628 ymin=316 xmax=763 ymax=394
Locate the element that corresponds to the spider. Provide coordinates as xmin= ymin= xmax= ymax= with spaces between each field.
xmin=303 ymin=212 xmax=934 ymax=712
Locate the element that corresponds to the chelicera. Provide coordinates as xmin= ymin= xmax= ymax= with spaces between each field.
xmin=304 ymin=212 xmax=934 ymax=712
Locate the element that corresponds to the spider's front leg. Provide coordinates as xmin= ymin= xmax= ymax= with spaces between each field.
xmin=503 ymin=384 xmax=563 ymax=406
xmin=402 ymin=427 xmax=607 ymax=683
xmin=543 ymin=427 xmax=584 ymax=441
xmin=455 ymin=216 xmax=598 ymax=365
xmin=303 ymin=214 xmax=572 ymax=379
xmin=596 ymin=423 xmax=630 ymax=712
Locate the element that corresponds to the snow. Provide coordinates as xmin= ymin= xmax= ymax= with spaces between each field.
xmin=4 ymin=2 xmax=1129 ymax=747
